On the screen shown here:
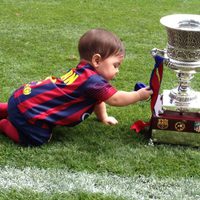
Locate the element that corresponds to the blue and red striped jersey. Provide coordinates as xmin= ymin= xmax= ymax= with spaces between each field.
xmin=13 ymin=61 xmax=117 ymax=127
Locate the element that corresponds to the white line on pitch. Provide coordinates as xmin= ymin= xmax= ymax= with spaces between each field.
xmin=0 ymin=166 xmax=199 ymax=200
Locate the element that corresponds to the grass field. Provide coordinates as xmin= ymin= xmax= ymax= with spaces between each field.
xmin=0 ymin=0 xmax=200 ymax=199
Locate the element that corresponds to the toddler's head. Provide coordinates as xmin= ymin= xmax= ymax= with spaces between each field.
xmin=78 ymin=28 xmax=125 ymax=62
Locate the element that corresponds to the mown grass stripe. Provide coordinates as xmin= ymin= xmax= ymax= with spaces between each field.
xmin=0 ymin=166 xmax=199 ymax=200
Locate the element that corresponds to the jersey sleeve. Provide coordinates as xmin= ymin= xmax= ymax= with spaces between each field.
xmin=84 ymin=75 xmax=117 ymax=102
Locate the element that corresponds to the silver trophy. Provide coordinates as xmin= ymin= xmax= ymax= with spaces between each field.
xmin=152 ymin=14 xmax=200 ymax=112
xmin=150 ymin=14 xmax=200 ymax=147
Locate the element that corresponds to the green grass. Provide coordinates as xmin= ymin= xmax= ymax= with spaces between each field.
xmin=0 ymin=189 xmax=125 ymax=200
xmin=0 ymin=0 xmax=200 ymax=199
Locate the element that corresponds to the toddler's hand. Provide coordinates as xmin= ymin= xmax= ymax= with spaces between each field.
xmin=137 ymin=87 xmax=153 ymax=101
xmin=102 ymin=116 xmax=118 ymax=125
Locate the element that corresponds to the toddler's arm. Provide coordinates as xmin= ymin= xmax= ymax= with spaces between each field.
xmin=94 ymin=102 xmax=118 ymax=125
xmin=105 ymin=87 xmax=152 ymax=106
xmin=94 ymin=87 xmax=152 ymax=125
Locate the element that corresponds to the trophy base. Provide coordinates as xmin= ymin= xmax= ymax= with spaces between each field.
xmin=151 ymin=129 xmax=200 ymax=147
xmin=150 ymin=95 xmax=200 ymax=147
xmin=162 ymin=90 xmax=200 ymax=112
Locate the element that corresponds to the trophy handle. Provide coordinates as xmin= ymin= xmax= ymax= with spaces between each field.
xmin=151 ymin=48 xmax=170 ymax=65
xmin=151 ymin=48 xmax=166 ymax=58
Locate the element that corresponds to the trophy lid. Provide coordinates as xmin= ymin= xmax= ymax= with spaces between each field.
xmin=160 ymin=14 xmax=200 ymax=31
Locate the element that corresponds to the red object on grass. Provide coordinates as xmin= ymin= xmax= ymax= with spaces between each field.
xmin=130 ymin=120 xmax=150 ymax=133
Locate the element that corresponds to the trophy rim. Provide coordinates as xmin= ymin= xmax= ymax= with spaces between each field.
xmin=160 ymin=14 xmax=200 ymax=32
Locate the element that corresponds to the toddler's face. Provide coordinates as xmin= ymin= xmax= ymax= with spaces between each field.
xmin=96 ymin=54 xmax=124 ymax=81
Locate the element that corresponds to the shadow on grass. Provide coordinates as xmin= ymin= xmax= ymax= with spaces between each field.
xmin=51 ymin=117 xmax=150 ymax=147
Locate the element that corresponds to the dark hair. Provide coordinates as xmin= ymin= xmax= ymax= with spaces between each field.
xmin=78 ymin=28 xmax=125 ymax=61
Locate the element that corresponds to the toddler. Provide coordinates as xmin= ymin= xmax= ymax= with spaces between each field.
xmin=0 ymin=28 xmax=152 ymax=146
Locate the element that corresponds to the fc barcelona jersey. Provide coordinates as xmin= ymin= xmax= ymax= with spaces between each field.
xmin=13 ymin=61 xmax=117 ymax=127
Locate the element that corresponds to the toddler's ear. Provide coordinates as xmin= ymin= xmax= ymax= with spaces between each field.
xmin=91 ymin=54 xmax=101 ymax=68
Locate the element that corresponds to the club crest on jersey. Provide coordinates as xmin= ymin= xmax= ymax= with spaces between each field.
xmin=23 ymin=84 xmax=31 ymax=95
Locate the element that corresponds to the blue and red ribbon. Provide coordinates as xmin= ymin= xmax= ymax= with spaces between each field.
xmin=130 ymin=55 xmax=164 ymax=132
